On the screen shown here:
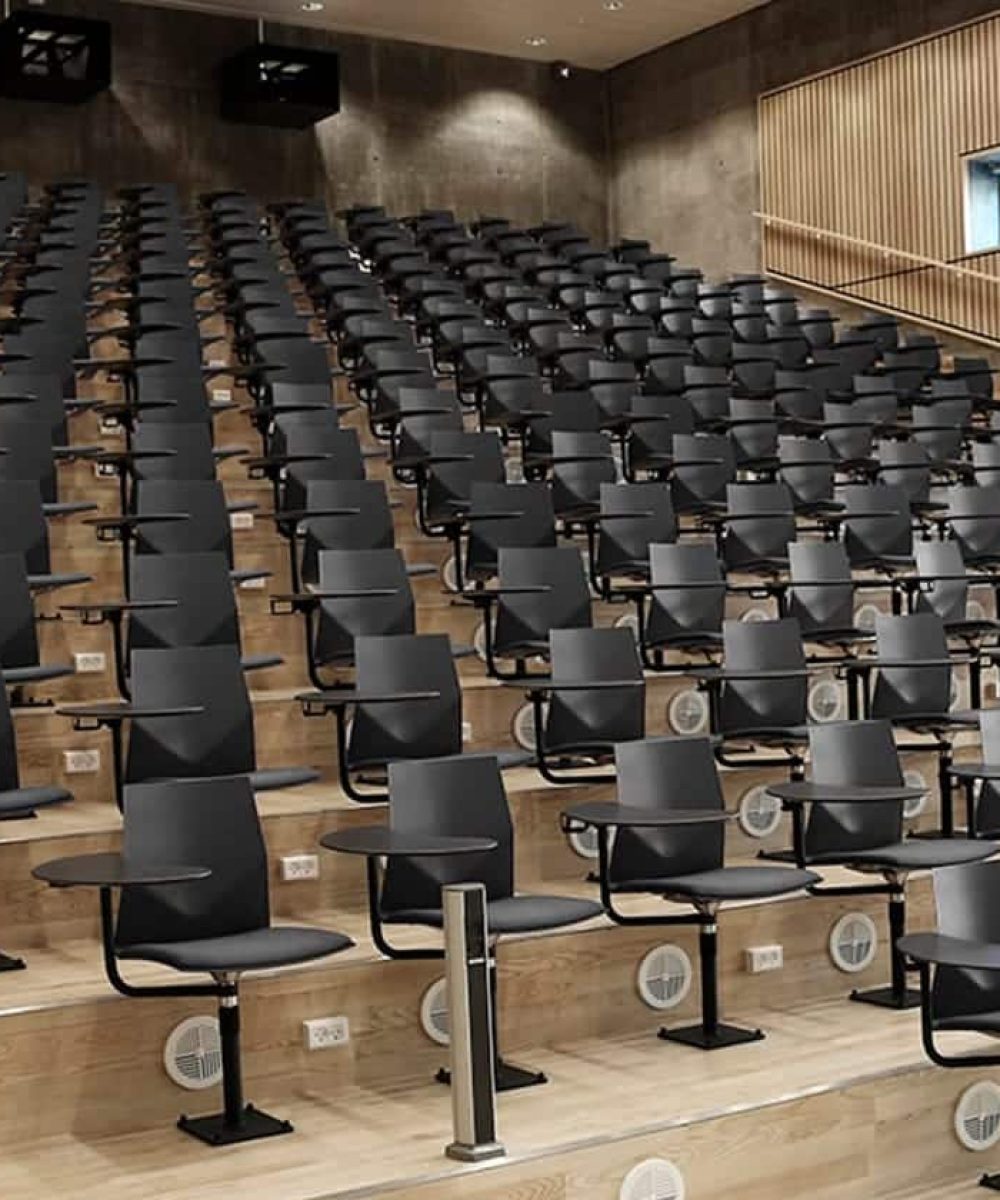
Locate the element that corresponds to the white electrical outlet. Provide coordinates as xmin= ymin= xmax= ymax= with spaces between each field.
xmin=281 ymin=854 xmax=320 ymax=882
xmin=461 ymin=721 xmax=472 ymax=744
xmin=744 ymin=944 xmax=784 ymax=974
xmin=207 ymin=359 xmax=228 ymax=370
xmin=94 ymin=462 xmax=118 ymax=480
xmin=63 ymin=749 xmax=101 ymax=775
xmin=73 ymin=652 xmax=107 ymax=674
xmin=302 ymin=1016 xmax=350 ymax=1051
xmin=239 ymin=574 xmax=266 ymax=590
xmin=99 ymin=417 xmax=122 ymax=436
xmin=230 ymin=511 xmax=254 ymax=531
xmin=211 ymin=388 xmax=232 ymax=405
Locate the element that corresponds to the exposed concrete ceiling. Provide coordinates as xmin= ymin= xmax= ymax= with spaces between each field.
xmin=145 ymin=0 xmax=771 ymax=70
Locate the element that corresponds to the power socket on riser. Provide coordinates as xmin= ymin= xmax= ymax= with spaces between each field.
xmin=73 ymin=652 xmax=106 ymax=674
xmin=744 ymin=944 xmax=784 ymax=974
xmin=302 ymin=1016 xmax=350 ymax=1051
xmin=280 ymin=854 xmax=320 ymax=882
xmin=230 ymin=511 xmax=254 ymax=531
xmin=63 ymin=749 xmax=101 ymax=775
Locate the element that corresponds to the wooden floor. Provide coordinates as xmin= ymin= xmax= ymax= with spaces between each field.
xmin=0 ymin=996 xmax=991 ymax=1200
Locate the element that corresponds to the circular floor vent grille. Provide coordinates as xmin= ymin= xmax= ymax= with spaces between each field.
xmin=420 ymin=978 xmax=450 ymax=1046
xmin=637 ymin=944 xmax=693 ymax=1011
xmin=740 ymin=606 xmax=770 ymax=623
xmin=615 ymin=612 xmax=640 ymax=641
xmin=968 ymin=599 xmax=989 ymax=624
xmin=955 ymin=1081 xmax=1000 ymax=1151
xmin=808 ymin=678 xmax=844 ymax=724
xmin=738 ymin=785 xmax=783 ymax=839
xmin=567 ymin=824 xmax=601 ymax=860
xmin=512 ymin=701 xmax=547 ymax=752
xmin=440 ymin=554 xmax=459 ymax=594
xmin=829 ymin=912 xmax=878 ymax=974
xmin=164 ymin=1015 xmax=223 ymax=1091
xmin=619 ymin=1158 xmax=686 ymax=1200
xmin=903 ymin=768 xmax=928 ymax=821
xmin=667 ymin=689 xmax=709 ymax=737
xmin=855 ymin=603 xmax=881 ymax=633
xmin=473 ymin=620 xmax=488 ymax=662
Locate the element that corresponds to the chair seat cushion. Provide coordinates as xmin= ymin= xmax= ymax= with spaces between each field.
xmin=615 ymin=865 xmax=819 ymax=901
xmin=384 ymin=893 xmax=603 ymax=934
xmin=724 ymin=725 xmax=811 ymax=744
xmin=0 ymin=785 xmax=71 ymax=817
xmin=249 ymin=765 xmax=321 ymax=792
xmin=888 ymin=711 xmax=979 ymax=731
xmin=118 ymin=924 xmax=353 ymax=973
xmin=812 ymin=839 xmax=997 ymax=871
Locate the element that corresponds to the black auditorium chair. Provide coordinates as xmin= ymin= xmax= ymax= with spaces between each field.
xmin=0 ymin=552 xmax=78 ymax=702
xmin=321 ymin=753 xmax=601 ymax=1089
xmin=847 ymin=612 xmax=978 ymax=838
xmin=766 ymin=721 xmax=994 ymax=1011
xmin=711 ymin=482 xmax=797 ymax=578
xmin=900 ymin=862 xmax=1000 ymax=1192
xmin=696 ymin=618 xmax=814 ymax=778
xmin=299 ymin=633 xmax=528 ymax=803
xmin=33 ymin=776 xmax=351 ymax=1145
xmin=58 ymin=644 xmax=317 ymax=810
xmin=630 ymin=543 xmax=726 ymax=672
xmin=947 ymin=709 xmax=1000 ymax=839
xmin=0 ymin=479 xmax=92 ymax=588
xmin=564 ymin=736 xmax=818 ymax=1048
xmin=270 ymin=548 xmax=417 ymax=688
xmin=468 ymin=546 xmax=592 ymax=681
xmin=518 ymin=626 xmax=645 ymax=785
xmin=447 ymin=481 xmax=556 ymax=594
xmin=62 ymin=551 xmax=278 ymax=698
xmin=584 ymin=481 xmax=677 ymax=598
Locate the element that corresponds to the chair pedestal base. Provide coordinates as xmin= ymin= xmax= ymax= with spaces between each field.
xmin=178 ymin=1104 xmax=293 ymax=1147
xmin=0 ymin=952 xmax=25 ymax=973
xmin=850 ymin=985 xmax=922 ymax=1010
xmin=437 ymin=1058 xmax=548 ymax=1093
xmin=981 ymin=1173 xmax=1000 ymax=1191
xmin=658 ymin=1023 xmax=764 ymax=1051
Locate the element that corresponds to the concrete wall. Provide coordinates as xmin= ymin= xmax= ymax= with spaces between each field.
xmin=0 ymin=0 xmax=608 ymax=238
xmin=607 ymin=0 xmax=1000 ymax=280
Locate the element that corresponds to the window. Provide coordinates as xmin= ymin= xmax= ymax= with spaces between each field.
xmin=964 ymin=148 xmax=1000 ymax=254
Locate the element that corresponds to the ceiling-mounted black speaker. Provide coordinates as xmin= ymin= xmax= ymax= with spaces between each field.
xmin=219 ymin=42 xmax=340 ymax=129
xmin=0 ymin=10 xmax=111 ymax=103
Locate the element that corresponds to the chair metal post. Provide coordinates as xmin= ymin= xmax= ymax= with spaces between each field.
xmin=442 ymin=883 xmax=505 ymax=1163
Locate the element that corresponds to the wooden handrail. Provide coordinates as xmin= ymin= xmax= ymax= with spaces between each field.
xmin=753 ymin=211 xmax=1000 ymax=289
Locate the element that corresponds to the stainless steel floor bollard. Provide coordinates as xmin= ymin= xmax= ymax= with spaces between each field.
xmin=443 ymin=882 xmax=506 ymax=1163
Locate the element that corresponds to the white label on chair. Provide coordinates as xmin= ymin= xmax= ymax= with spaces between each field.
xmin=211 ymin=388 xmax=232 ymax=404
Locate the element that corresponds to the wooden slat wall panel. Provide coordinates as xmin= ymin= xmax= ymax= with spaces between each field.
xmin=758 ymin=11 xmax=1000 ymax=344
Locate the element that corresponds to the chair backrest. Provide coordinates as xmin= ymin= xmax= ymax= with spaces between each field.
xmin=284 ymin=428 xmax=366 ymax=512
xmin=718 ymin=617 xmax=807 ymax=735
xmin=314 ymin=549 xmax=414 ymax=666
xmin=803 ymin=720 xmax=904 ymax=859
xmin=914 ymin=540 xmax=967 ymax=626
xmin=424 ymin=431 xmax=505 ymax=525
xmin=870 ymin=612 xmax=952 ymax=719
xmin=493 ymin=546 xmax=592 ymax=656
xmin=928 ymin=860 xmax=1000 ymax=1024
xmin=948 ymin=485 xmax=1000 ymax=563
xmin=722 ymin=482 xmax=795 ymax=571
xmin=876 ymin=439 xmax=931 ymax=503
xmin=595 ymin=482 xmax=677 ymax=577
xmin=132 ymin=422 xmax=219 ymax=481
xmin=550 ymin=430 xmax=617 ymax=518
xmin=464 ymin=482 xmax=555 ymax=583
xmin=134 ymin=480 xmax=233 ymax=563
xmin=544 ymin=626 xmax=644 ymax=754
xmin=779 ymin=436 xmax=834 ymax=507
xmin=0 ymin=418 xmax=57 ymax=503
xmin=609 ymin=736 xmax=725 ymax=886
xmin=840 ymin=483 xmax=912 ymax=565
xmin=0 ymin=553 xmax=40 ymax=672
xmin=347 ymin=634 xmax=461 ymax=769
xmin=115 ymin=776 xmax=270 ymax=949
xmin=128 ymin=552 xmax=242 ymax=654
xmin=299 ymin=479 xmax=395 ymax=585
xmin=646 ymin=542 xmax=725 ymax=645
xmin=126 ymin=644 xmax=256 ymax=783
xmin=380 ymin=754 xmax=513 ymax=916
xmin=786 ymin=541 xmax=855 ymax=638
xmin=670 ymin=433 xmax=734 ymax=510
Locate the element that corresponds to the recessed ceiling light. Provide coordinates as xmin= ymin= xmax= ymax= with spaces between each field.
xmin=525 ymin=35 xmax=548 ymax=47
xmin=300 ymin=2 xmax=324 ymax=10
xmin=603 ymin=0 xmax=624 ymax=9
